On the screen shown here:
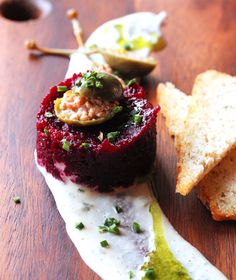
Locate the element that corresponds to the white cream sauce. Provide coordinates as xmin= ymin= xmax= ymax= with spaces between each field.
xmin=37 ymin=12 xmax=227 ymax=280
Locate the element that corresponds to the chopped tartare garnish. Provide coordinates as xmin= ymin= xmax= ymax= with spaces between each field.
xmin=132 ymin=222 xmax=141 ymax=233
xmin=107 ymin=131 xmax=120 ymax=143
xmin=80 ymin=142 xmax=90 ymax=149
xmin=44 ymin=111 xmax=53 ymax=118
xmin=100 ymin=240 xmax=109 ymax=248
xmin=62 ymin=140 xmax=71 ymax=152
xmin=129 ymin=271 xmax=134 ymax=279
xmin=113 ymin=205 xmax=123 ymax=214
xmin=57 ymin=85 xmax=68 ymax=92
xmin=13 ymin=196 xmax=21 ymax=204
xmin=43 ymin=128 xmax=49 ymax=136
xmin=113 ymin=105 xmax=123 ymax=114
xmin=75 ymin=222 xmax=85 ymax=230
xmin=132 ymin=114 xmax=142 ymax=125
xmin=99 ymin=217 xmax=121 ymax=235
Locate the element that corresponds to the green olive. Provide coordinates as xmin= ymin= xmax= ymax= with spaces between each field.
xmin=98 ymin=50 xmax=157 ymax=77
xmin=73 ymin=72 xmax=123 ymax=102
xmin=54 ymin=96 xmax=120 ymax=126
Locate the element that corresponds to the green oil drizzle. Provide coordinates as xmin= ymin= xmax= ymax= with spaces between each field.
xmin=113 ymin=24 xmax=166 ymax=52
xmin=142 ymin=202 xmax=191 ymax=280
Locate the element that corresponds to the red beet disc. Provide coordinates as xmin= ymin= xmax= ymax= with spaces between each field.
xmin=36 ymin=73 xmax=159 ymax=192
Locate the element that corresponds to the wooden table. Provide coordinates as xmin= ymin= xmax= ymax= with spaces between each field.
xmin=0 ymin=0 xmax=235 ymax=279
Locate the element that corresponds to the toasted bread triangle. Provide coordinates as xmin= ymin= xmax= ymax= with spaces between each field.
xmin=175 ymin=71 xmax=236 ymax=195
xmin=157 ymin=71 xmax=236 ymax=220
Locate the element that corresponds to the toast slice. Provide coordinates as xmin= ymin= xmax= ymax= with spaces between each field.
xmin=157 ymin=75 xmax=236 ymax=220
xmin=157 ymin=83 xmax=190 ymax=137
xmin=175 ymin=71 xmax=236 ymax=195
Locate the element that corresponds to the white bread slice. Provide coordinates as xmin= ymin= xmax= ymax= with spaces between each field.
xmin=157 ymin=83 xmax=191 ymax=137
xmin=157 ymin=75 xmax=236 ymax=220
xmin=197 ymin=150 xmax=236 ymax=221
xmin=175 ymin=71 xmax=236 ymax=195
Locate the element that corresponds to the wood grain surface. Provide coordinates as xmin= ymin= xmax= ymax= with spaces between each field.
xmin=0 ymin=0 xmax=235 ymax=279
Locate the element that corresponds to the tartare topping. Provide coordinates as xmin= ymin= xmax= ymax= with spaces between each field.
xmin=54 ymin=71 xmax=124 ymax=126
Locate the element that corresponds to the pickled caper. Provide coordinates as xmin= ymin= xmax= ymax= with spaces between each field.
xmin=100 ymin=50 xmax=157 ymax=77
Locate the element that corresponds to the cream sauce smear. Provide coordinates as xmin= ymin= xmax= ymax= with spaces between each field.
xmin=37 ymin=12 xmax=227 ymax=280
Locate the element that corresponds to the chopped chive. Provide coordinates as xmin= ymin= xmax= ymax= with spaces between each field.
xmin=75 ymin=222 xmax=85 ymax=230
xmin=44 ymin=111 xmax=53 ymax=118
xmin=78 ymin=188 xmax=85 ymax=192
xmin=127 ymin=78 xmax=136 ymax=86
xmin=98 ymin=131 xmax=104 ymax=142
xmin=144 ymin=268 xmax=156 ymax=279
xmin=57 ymin=85 xmax=68 ymax=92
xmin=132 ymin=114 xmax=142 ymax=125
xmin=124 ymin=43 xmax=132 ymax=51
xmin=100 ymin=240 xmax=109 ymax=248
xmin=43 ymin=128 xmax=49 ymax=136
xmin=13 ymin=196 xmax=21 ymax=204
xmin=80 ymin=142 xmax=90 ymax=149
xmin=108 ymin=224 xmax=120 ymax=235
xmin=99 ymin=217 xmax=121 ymax=235
xmin=132 ymin=222 xmax=141 ymax=233
xmin=62 ymin=140 xmax=71 ymax=152
xmin=129 ymin=271 xmax=134 ymax=279
xmin=113 ymin=205 xmax=123 ymax=214
xmin=113 ymin=106 xmax=123 ymax=114
xmin=104 ymin=217 xmax=120 ymax=227
xmin=75 ymin=79 xmax=82 ymax=87
xmin=107 ymin=131 xmax=120 ymax=143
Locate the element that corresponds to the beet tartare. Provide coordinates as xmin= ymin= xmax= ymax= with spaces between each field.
xmin=36 ymin=71 xmax=159 ymax=191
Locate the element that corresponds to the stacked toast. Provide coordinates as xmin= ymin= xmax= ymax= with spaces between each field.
xmin=157 ymin=70 xmax=236 ymax=221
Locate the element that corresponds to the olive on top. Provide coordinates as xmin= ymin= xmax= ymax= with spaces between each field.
xmin=72 ymin=71 xmax=123 ymax=101
xmin=54 ymin=71 xmax=124 ymax=127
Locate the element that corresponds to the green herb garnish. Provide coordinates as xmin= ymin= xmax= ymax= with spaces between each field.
xmin=75 ymin=222 xmax=85 ymax=230
xmin=113 ymin=106 xmax=123 ymax=114
xmin=129 ymin=271 xmax=134 ymax=279
xmin=127 ymin=78 xmax=137 ymax=86
xmin=107 ymin=131 xmax=120 ymax=143
xmin=57 ymin=85 xmax=68 ymax=92
xmin=43 ymin=128 xmax=49 ymax=136
xmin=62 ymin=140 xmax=71 ymax=152
xmin=104 ymin=217 xmax=120 ymax=227
xmin=132 ymin=114 xmax=142 ymax=125
xmin=113 ymin=205 xmax=123 ymax=214
xmin=144 ymin=268 xmax=156 ymax=279
xmin=100 ymin=240 xmax=109 ymax=248
xmin=132 ymin=222 xmax=141 ymax=233
xmin=44 ymin=111 xmax=53 ymax=118
xmin=82 ymin=71 xmax=104 ymax=89
xmin=78 ymin=188 xmax=85 ymax=192
xmin=80 ymin=142 xmax=90 ymax=149
xmin=99 ymin=217 xmax=121 ymax=235
xmin=124 ymin=43 xmax=132 ymax=51
xmin=13 ymin=196 xmax=21 ymax=204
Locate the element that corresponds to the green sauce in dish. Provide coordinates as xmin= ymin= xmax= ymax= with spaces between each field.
xmin=142 ymin=202 xmax=191 ymax=280
xmin=113 ymin=24 xmax=165 ymax=52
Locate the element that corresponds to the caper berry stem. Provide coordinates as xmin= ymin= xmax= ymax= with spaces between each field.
xmin=66 ymin=9 xmax=84 ymax=48
xmin=24 ymin=40 xmax=76 ymax=57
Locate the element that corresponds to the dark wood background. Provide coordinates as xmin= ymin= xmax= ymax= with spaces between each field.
xmin=0 ymin=0 xmax=235 ymax=279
